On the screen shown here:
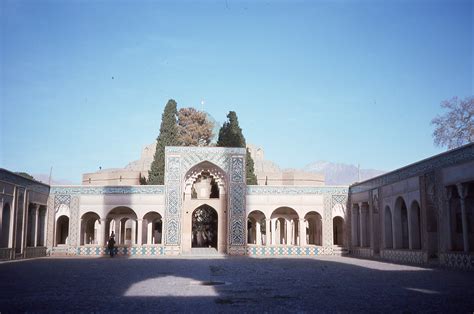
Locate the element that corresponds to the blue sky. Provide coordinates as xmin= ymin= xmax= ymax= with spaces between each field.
xmin=1 ymin=0 xmax=472 ymax=183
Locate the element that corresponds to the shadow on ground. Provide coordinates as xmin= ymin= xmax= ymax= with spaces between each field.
xmin=0 ymin=256 xmax=473 ymax=312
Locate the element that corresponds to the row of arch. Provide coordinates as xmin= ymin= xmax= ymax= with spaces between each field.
xmin=247 ymin=207 xmax=344 ymax=246
xmin=384 ymin=198 xmax=421 ymax=250
xmin=1 ymin=202 xmax=47 ymax=249
xmin=55 ymin=207 xmax=163 ymax=247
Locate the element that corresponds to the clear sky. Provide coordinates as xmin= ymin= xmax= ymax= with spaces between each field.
xmin=1 ymin=0 xmax=472 ymax=183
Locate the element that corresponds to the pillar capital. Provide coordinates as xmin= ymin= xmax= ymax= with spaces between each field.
xmin=445 ymin=186 xmax=454 ymax=200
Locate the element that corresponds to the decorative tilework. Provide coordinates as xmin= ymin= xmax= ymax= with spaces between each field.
xmin=54 ymin=195 xmax=70 ymax=212
xmin=50 ymin=186 xmax=165 ymax=195
xmin=246 ymin=246 xmax=329 ymax=256
xmin=229 ymin=155 xmax=246 ymax=247
xmin=440 ymin=252 xmax=474 ymax=271
xmin=380 ymin=249 xmax=428 ymax=265
xmin=247 ymin=186 xmax=348 ymax=195
xmin=69 ymin=196 xmax=80 ymax=246
xmin=231 ymin=157 xmax=244 ymax=183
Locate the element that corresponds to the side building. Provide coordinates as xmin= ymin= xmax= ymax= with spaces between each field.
xmin=0 ymin=169 xmax=50 ymax=260
xmin=348 ymin=143 xmax=474 ymax=270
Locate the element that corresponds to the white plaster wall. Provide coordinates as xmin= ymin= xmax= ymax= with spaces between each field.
xmin=246 ymin=194 xmax=325 ymax=219
xmin=381 ymin=176 xmax=421 ymax=211
xmin=79 ymin=194 xmax=165 ymax=219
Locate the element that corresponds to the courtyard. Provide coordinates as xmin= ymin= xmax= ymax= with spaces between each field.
xmin=0 ymin=256 xmax=473 ymax=312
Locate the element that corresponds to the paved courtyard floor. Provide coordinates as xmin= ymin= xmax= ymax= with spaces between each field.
xmin=0 ymin=255 xmax=473 ymax=312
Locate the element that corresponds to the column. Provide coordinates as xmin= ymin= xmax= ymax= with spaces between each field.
xmin=290 ymin=220 xmax=295 ymax=245
xmin=98 ymin=219 xmax=106 ymax=246
xmin=256 ymin=220 xmax=262 ymax=245
xmin=359 ymin=204 xmax=364 ymax=247
xmin=131 ymin=220 xmax=137 ymax=245
xmin=114 ymin=219 xmax=121 ymax=244
xmin=445 ymin=187 xmax=453 ymax=251
xmin=137 ymin=219 xmax=143 ymax=246
xmin=456 ymin=183 xmax=469 ymax=253
xmin=265 ymin=219 xmax=271 ymax=246
xmin=285 ymin=219 xmax=291 ymax=245
xmin=33 ymin=204 xmax=39 ymax=247
xmin=299 ymin=218 xmax=306 ymax=246
xmin=271 ymin=218 xmax=276 ymax=245
xmin=147 ymin=221 xmax=153 ymax=244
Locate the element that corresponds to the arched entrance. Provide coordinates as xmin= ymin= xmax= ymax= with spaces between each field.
xmin=333 ymin=216 xmax=344 ymax=245
xmin=56 ymin=215 xmax=69 ymax=245
xmin=191 ymin=205 xmax=218 ymax=248
xmin=1 ymin=203 xmax=11 ymax=248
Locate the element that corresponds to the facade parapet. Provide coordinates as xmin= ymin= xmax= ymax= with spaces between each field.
xmin=50 ymin=185 xmax=165 ymax=195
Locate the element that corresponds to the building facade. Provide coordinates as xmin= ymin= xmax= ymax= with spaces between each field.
xmin=1 ymin=144 xmax=473 ymax=270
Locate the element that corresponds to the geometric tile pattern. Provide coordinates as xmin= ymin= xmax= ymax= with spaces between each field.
xmin=380 ymin=249 xmax=428 ymax=265
xmin=440 ymin=252 xmax=474 ymax=271
xmin=246 ymin=246 xmax=334 ymax=256
xmin=164 ymin=155 xmax=181 ymax=245
xmin=50 ymin=186 xmax=165 ymax=195
xmin=74 ymin=246 xmax=165 ymax=256
xmin=229 ymin=156 xmax=245 ymax=246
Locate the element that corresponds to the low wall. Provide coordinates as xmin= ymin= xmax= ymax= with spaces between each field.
xmin=246 ymin=245 xmax=333 ymax=256
xmin=25 ymin=247 xmax=47 ymax=258
xmin=351 ymin=247 xmax=373 ymax=258
xmin=440 ymin=252 xmax=474 ymax=271
xmin=380 ymin=249 xmax=428 ymax=265
xmin=0 ymin=248 xmax=13 ymax=260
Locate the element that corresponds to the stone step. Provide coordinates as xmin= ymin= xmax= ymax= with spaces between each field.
xmin=183 ymin=248 xmax=225 ymax=257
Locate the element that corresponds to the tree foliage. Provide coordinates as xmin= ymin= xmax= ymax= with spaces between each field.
xmin=148 ymin=99 xmax=181 ymax=184
xmin=217 ymin=111 xmax=258 ymax=185
xmin=431 ymin=96 xmax=474 ymax=150
xmin=177 ymin=107 xmax=214 ymax=146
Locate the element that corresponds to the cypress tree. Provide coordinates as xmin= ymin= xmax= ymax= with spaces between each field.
xmin=148 ymin=99 xmax=180 ymax=184
xmin=217 ymin=111 xmax=258 ymax=185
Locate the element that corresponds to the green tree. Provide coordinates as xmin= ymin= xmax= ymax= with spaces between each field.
xmin=148 ymin=99 xmax=181 ymax=184
xmin=217 ymin=111 xmax=258 ymax=185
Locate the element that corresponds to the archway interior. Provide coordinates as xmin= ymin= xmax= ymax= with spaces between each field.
xmin=191 ymin=171 xmax=219 ymax=199
xmin=333 ymin=216 xmax=344 ymax=245
xmin=191 ymin=205 xmax=218 ymax=248
xmin=247 ymin=210 xmax=266 ymax=245
xmin=56 ymin=216 xmax=69 ymax=245
xmin=106 ymin=206 xmax=138 ymax=246
xmin=81 ymin=212 xmax=101 ymax=245
xmin=271 ymin=207 xmax=299 ymax=245
xmin=143 ymin=212 xmax=162 ymax=244
xmin=1 ymin=203 xmax=11 ymax=248
xmin=384 ymin=206 xmax=393 ymax=249
xmin=305 ymin=211 xmax=322 ymax=245
xmin=394 ymin=197 xmax=409 ymax=249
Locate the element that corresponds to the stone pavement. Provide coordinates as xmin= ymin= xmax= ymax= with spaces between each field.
xmin=0 ymin=255 xmax=473 ymax=312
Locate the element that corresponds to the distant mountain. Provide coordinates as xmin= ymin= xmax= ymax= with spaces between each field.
xmin=303 ymin=161 xmax=385 ymax=185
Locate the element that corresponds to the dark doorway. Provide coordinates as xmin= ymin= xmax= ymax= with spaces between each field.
xmin=192 ymin=205 xmax=218 ymax=248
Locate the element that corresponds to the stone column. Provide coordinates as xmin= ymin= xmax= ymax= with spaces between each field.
xmin=147 ymin=221 xmax=153 ymax=244
xmin=33 ymin=204 xmax=40 ymax=247
xmin=456 ymin=183 xmax=469 ymax=253
xmin=285 ymin=219 xmax=291 ymax=245
xmin=114 ymin=218 xmax=121 ymax=245
xmin=131 ymin=220 xmax=137 ymax=245
xmin=137 ymin=219 xmax=143 ymax=246
xmin=359 ymin=204 xmax=364 ymax=247
xmin=445 ymin=187 xmax=453 ymax=251
xmin=299 ymin=218 xmax=306 ymax=246
xmin=265 ymin=219 xmax=271 ymax=246
xmin=351 ymin=206 xmax=358 ymax=247
xmin=256 ymin=220 xmax=262 ymax=245
xmin=271 ymin=218 xmax=277 ymax=245
xmin=98 ymin=219 xmax=106 ymax=246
